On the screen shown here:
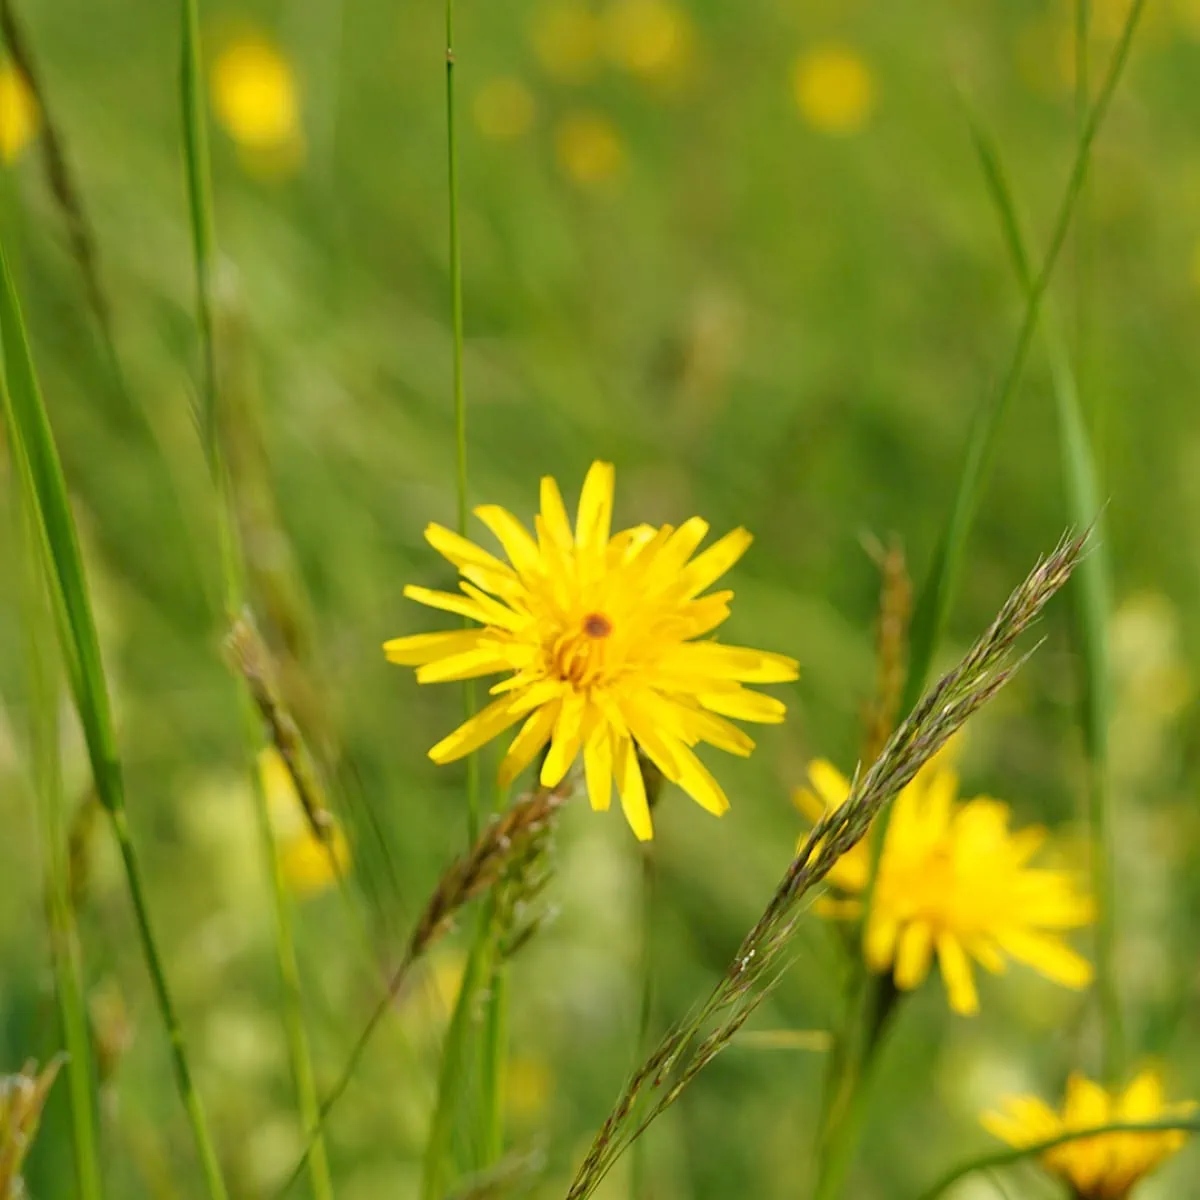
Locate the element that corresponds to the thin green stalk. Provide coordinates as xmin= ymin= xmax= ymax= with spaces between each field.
xmin=966 ymin=113 xmax=1122 ymax=1081
xmin=479 ymin=957 xmax=509 ymax=1166
xmin=20 ymin=506 xmax=104 ymax=1200
xmin=250 ymin=754 xmax=335 ymax=1200
xmin=630 ymin=848 xmax=656 ymax=1199
xmin=915 ymin=1117 xmax=1200 ymax=1200
xmin=0 ymin=230 xmax=229 ymax=1200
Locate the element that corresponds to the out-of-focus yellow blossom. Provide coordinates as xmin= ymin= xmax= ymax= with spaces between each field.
xmin=983 ymin=1067 xmax=1196 ymax=1199
xmin=603 ymin=0 xmax=693 ymax=83
xmin=794 ymin=758 xmax=1093 ymax=1015
xmin=555 ymin=111 xmax=626 ymax=185
xmin=0 ymin=62 xmax=38 ymax=163
xmin=532 ymin=0 xmax=602 ymax=84
xmin=385 ymin=462 xmax=798 ymax=840
xmin=792 ymin=44 xmax=874 ymax=136
xmin=473 ymin=77 xmax=537 ymax=142
xmin=506 ymin=1056 xmax=554 ymax=1121
xmin=210 ymin=35 xmax=304 ymax=175
xmin=259 ymin=748 xmax=349 ymax=898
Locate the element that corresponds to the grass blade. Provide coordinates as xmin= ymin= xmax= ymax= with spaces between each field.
xmin=0 ymin=232 xmax=230 ymax=1200
xmin=966 ymin=111 xmax=1122 ymax=1078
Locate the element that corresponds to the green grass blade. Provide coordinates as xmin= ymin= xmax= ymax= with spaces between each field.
xmin=901 ymin=0 xmax=1145 ymax=713
xmin=0 ymin=233 xmax=230 ymax=1200
xmin=967 ymin=112 xmax=1122 ymax=1080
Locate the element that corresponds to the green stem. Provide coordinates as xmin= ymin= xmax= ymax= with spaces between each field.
xmin=479 ymin=956 xmax=509 ymax=1166
xmin=110 ymin=806 xmax=230 ymax=1200
xmin=630 ymin=847 xmax=656 ymax=1200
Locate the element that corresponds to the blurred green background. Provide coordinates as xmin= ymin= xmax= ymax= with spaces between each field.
xmin=2 ymin=0 xmax=1200 ymax=1195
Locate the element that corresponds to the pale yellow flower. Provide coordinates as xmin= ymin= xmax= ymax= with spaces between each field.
xmin=983 ymin=1068 xmax=1197 ymax=1199
xmin=556 ymin=111 xmax=625 ymax=185
xmin=210 ymin=34 xmax=303 ymax=174
xmin=794 ymin=758 xmax=1093 ymax=1014
xmin=385 ymin=462 xmax=798 ymax=840
xmin=603 ymin=0 xmax=693 ymax=82
xmin=792 ymin=44 xmax=874 ymax=136
xmin=0 ymin=63 xmax=38 ymax=163
xmin=531 ymin=0 xmax=602 ymax=84
xmin=260 ymin=748 xmax=349 ymax=898
xmin=473 ymin=77 xmax=537 ymax=142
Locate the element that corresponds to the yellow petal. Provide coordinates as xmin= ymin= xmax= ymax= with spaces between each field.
xmin=807 ymin=760 xmax=851 ymax=811
xmin=540 ymin=690 xmax=587 ymax=787
xmin=499 ymin=701 xmax=562 ymax=789
xmin=656 ymin=517 xmax=710 ymax=572
xmin=670 ymin=742 xmax=730 ymax=817
xmin=474 ymin=504 xmax=543 ymax=577
xmin=936 ymin=933 xmax=979 ymax=1015
xmin=428 ymin=694 xmax=527 ymax=764
xmin=425 ymin=522 xmax=516 ymax=579
xmin=383 ymin=630 xmax=482 ymax=665
xmin=664 ymin=641 xmax=799 ymax=683
xmin=894 ymin=921 xmax=934 ymax=990
xmin=996 ymin=929 xmax=1093 ymax=989
xmin=615 ymin=736 xmax=652 ymax=840
xmin=671 ymin=702 xmax=756 ymax=755
xmin=416 ymin=646 xmax=521 ymax=683
xmin=539 ymin=474 xmax=574 ymax=549
xmin=864 ymin=911 xmax=899 ymax=973
xmin=403 ymin=585 xmax=494 ymax=626
xmin=574 ymin=461 xmax=615 ymax=552
xmin=681 ymin=527 xmax=752 ymax=598
xmin=698 ymin=687 xmax=787 ymax=724
xmin=583 ymin=720 xmax=613 ymax=811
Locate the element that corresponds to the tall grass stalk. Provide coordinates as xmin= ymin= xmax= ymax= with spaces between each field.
xmin=630 ymin=847 xmax=657 ymax=1199
xmin=19 ymin=506 xmax=104 ymax=1200
xmin=175 ymin=5 xmax=337 ymax=1189
xmin=966 ymin=116 xmax=1122 ymax=1080
xmin=0 ymin=232 xmax=229 ymax=1200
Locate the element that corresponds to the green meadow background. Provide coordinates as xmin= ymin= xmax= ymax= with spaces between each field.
xmin=2 ymin=0 xmax=1200 ymax=1196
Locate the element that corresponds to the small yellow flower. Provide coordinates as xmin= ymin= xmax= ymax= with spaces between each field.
xmin=473 ymin=77 xmax=537 ymax=142
xmin=794 ymin=758 xmax=1093 ymax=1014
xmin=210 ymin=34 xmax=303 ymax=170
xmin=531 ymin=0 xmax=602 ymax=84
xmin=385 ymin=462 xmax=798 ymax=841
xmin=556 ymin=111 xmax=625 ymax=185
xmin=792 ymin=44 xmax=874 ymax=136
xmin=0 ymin=62 xmax=38 ymax=163
xmin=982 ymin=1068 xmax=1197 ymax=1199
xmin=259 ymin=748 xmax=349 ymax=898
xmin=603 ymin=0 xmax=693 ymax=82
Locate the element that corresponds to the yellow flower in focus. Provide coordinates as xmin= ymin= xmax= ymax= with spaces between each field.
xmin=260 ymin=749 xmax=349 ymax=898
xmin=604 ymin=0 xmax=692 ymax=82
xmin=794 ymin=758 xmax=1093 ymax=1014
xmin=0 ymin=62 xmax=38 ymax=163
xmin=792 ymin=44 xmax=874 ymax=136
xmin=532 ymin=0 xmax=602 ymax=84
xmin=473 ymin=77 xmax=537 ymax=142
xmin=982 ymin=1068 xmax=1197 ymax=1199
xmin=385 ymin=462 xmax=798 ymax=841
xmin=210 ymin=34 xmax=303 ymax=172
xmin=556 ymin=111 xmax=625 ymax=185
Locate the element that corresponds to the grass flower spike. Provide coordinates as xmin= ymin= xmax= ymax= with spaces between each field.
xmin=385 ymin=462 xmax=798 ymax=840
xmin=794 ymin=757 xmax=1094 ymax=1013
xmin=982 ymin=1068 xmax=1197 ymax=1198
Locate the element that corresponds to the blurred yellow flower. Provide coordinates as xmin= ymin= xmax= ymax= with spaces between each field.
xmin=0 ymin=62 xmax=38 ymax=163
xmin=556 ymin=111 xmax=625 ymax=185
xmin=384 ymin=461 xmax=798 ymax=841
xmin=603 ymin=0 xmax=693 ymax=82
xmin=532 ymin=0 xmax=602 ymax=84
xmin=210 ymin=34 xmax=303 ymax=173
xmin=260 ymin=748 xmax=349 ymax=898
xmin=792 ymin=44 xmax=874 ymax=136
xmin=473 ymin=77 xmax=537 ymax=142
xmin=506 ymin=1056 xmax=554 ymax=1120
xmin=794 ymin=758 xmax=1093 ymax=1014
xmin=982 ymin=1067 xmax=1196 ymax=1198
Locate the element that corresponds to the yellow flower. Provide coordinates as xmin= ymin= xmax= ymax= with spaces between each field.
xmin=0 ymin=62 xmax=38 ymax=163
xmin=210 ymin=34 xmax=303 ymax=172
xmin=603 ymin=0 xmax=693 ymax=82
xmin=385 ymin=462 xmax=798 ymax=840
xmin=473 ymin=77 xmax=537 ymax=142
xmin=792 ymin=44 xmax=874 ymax=136
xmin=556 ymin=111 xmax=625 ymax=185
xmin=982 ymin=1068 xmax=1197 ymax=1199
xmin=531 ymin=0 xmax=602 ymax=84
xmin=260 ymin=748 xmax=349 ymax=898
xmin=794 ymin=758 xmax=1093 ymax=1014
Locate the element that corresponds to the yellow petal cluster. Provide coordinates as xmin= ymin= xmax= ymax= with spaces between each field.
xmin=794 ymin=757 xmax=1094 ymax=1013
xmin=0 ymin=62 xmax=38 ymax=164
xmin=386 ymin=462 xmax=798 ymax=840
xmin=982 ymin=1068 xmax=1196 ymax=1198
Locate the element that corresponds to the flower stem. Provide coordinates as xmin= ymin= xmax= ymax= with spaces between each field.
xmin=631 ymin=846 xmax=656 ymax=1199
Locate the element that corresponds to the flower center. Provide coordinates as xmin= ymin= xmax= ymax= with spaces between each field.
xmin=550 ymin=612 xmax=615 ymax=687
